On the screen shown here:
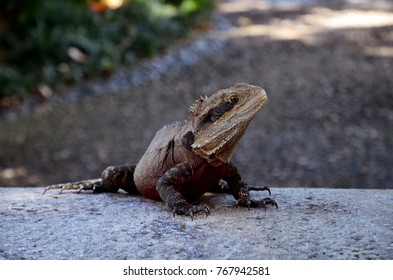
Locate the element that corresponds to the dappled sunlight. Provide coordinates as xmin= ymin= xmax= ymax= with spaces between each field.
xmin=104 ymin=0 xmax=124 ymax=10
xmin=215 ymin=22 xmax=313 ymax=41
xmin=220 ymin=0 xmax=273 ymax=13
xmin=364 ymin=46 xmax=393 ymax=57
xmin=216 ymin=4 xmax=393 ymax=45
xmin=220 ymin=0 xmax=312 ymax=13
xmin=303 ymin=8 xmax=393 ymax=29
xmin=0 ymin=166 xmax=41 ymax=186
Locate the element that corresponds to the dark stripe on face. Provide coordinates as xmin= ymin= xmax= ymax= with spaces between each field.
xmin=205 ymin=102 xmax=235 ymax=123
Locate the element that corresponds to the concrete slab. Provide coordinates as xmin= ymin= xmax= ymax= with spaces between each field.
xmin=0 ymin=187 xmax=391 ymax=259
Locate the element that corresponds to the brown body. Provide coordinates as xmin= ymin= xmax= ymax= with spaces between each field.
xmin=134 ymin=121 xmax=225 ymax=201
xmin=44 ymin=83 xmax=277 ymax=217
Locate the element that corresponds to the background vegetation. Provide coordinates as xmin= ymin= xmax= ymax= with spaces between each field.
xmin=0 ymin=0 xmax=213 ymax=99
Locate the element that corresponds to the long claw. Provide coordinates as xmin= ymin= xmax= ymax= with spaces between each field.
xmin=237 ymin=185 xmax=278 ymax=209
xmin=247 ymin=185 xmax=271 ymax=196
xmin=173 ymin=203 xmax=210 ymax=219
xmin=42 ymin=184 xmax=64 ymax=195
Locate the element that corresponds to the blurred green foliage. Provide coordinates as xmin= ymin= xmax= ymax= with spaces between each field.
xmin=0 ymin=0 xmax=213 ymax=98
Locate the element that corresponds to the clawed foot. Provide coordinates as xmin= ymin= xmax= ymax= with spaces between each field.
xmin=237 ymin=185 xmax=278 ymax=209
xmin=42 ymin=179 xmax=103 ymax=194
xmin=237 ymin=197 xmax=278 ymax=209
xmin=172 ymin=202 xmax=210 ymax=220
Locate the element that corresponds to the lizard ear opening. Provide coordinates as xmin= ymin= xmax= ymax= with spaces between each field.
xmin=181 ymin=131 xmax=195 ymax=151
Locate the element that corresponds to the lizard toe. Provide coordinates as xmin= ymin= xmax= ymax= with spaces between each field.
xmin=173 ymin=203 xmax=210 ymax=219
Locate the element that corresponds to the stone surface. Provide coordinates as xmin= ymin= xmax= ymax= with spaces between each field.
xmin=0 ymin=187 xmax=392 ymax=260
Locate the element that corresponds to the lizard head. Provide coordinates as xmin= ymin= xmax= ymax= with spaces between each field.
xmin=188 ymin=83 xmax=267 ymax=166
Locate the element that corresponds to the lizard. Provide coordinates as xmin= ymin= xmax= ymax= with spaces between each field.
xmin=43 ymin=83 xmax=277 ymax=218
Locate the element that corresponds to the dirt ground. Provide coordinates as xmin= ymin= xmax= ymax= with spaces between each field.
xmin=1 ymin=0 xmax=393 ymax=189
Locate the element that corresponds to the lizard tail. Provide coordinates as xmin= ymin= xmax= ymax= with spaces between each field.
xmin=42 ymin=178 xmax=103 ymax=194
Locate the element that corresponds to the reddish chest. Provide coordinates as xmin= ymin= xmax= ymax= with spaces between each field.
xmin=137 ymin=160 xmax=225 ymax=201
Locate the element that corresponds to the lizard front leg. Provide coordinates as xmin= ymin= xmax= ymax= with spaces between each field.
xmin=156 ymin=162 xmax=210 ymax=219
xmin=223 ymin=163 xmax=278 ymax=209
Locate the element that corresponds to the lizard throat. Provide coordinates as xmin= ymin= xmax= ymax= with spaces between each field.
xmin=191 ymin=114 xmax=256 ymax=166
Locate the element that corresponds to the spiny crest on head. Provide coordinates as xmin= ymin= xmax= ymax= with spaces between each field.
xmin=189 ymin=95 xmax=208 ymax=117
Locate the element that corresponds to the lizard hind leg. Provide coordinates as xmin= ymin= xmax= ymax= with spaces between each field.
xmin=42 ymin=164 xmax=139 ymax=195
xmin=100 ymin=164 xmax=139 ymax=194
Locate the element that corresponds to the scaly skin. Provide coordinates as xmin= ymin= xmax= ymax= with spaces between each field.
xmin=43 ymin=83 xmax=278 ymax=218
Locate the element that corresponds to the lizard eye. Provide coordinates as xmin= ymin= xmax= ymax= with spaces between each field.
xmin=228 ymin=94 xmax=239 ymax=104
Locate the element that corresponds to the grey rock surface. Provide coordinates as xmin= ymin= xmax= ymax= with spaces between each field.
xmin=0 ymin=187 xmax=392 ymax=260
